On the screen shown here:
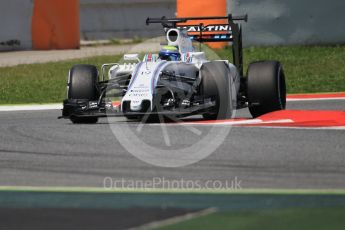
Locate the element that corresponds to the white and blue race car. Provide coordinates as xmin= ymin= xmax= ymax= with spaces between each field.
xmin=60 ymin=15 xmax=286 ymax=124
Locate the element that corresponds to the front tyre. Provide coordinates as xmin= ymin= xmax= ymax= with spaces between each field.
xmin=67 ymin=64 xmax=99 ymax=124
xmin=247 ymin=61 xmax=286 ymax=118
xmin=201 ymin=61 xmax=234 ymax=120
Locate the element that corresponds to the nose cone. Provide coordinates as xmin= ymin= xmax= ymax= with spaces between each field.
xmin=130 ymin=100 xmax=143 ymax=112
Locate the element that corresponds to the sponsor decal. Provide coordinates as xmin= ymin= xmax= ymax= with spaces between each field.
xmin=177 ymin=25 xmax=232 ymax=32
xmin=88 ymin=101 xmax=98 ymax=109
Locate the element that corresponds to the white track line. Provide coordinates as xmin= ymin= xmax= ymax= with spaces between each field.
xmin=129 ymin=208 xmax=217 ymax=230
xmin=242 ymin=125 xmax=345 ymax=130
xmin=178 ymin=119 xmax=294 ymax=126
xmin=287 ymin=97 xmax=345 ymax=102
xmin=0 ymin=104 xmax=62 ymax=112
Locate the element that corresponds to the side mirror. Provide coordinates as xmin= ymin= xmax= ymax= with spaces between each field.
xmin=124 ymin=54 xmax=140 ymax=62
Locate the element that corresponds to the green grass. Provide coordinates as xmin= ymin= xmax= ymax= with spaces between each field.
xmin=0 ymin=46 xmax=344 ymax=104
xmin=216 ymin=46 xmax=345 ymax=94
xmin=156 ymin=208 xmax=345 ymax=230
xmin=0 ymin=55 xmax=121 ymax=104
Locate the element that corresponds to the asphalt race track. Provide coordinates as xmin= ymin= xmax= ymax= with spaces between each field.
xmin=0 ymin=99 xmax=344 ymax=189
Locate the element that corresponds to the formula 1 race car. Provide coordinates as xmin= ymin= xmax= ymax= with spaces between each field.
xmin=60 ymin=14 xmax=286 ymax=124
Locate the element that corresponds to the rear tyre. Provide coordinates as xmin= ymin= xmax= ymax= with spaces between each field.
xmin=68 ymin=64 xmax=99 ymax=124
xmin=201 ymin=61 xmax=233 ymax=120
xmin=247 ymin=61 xmax=286 ymax=118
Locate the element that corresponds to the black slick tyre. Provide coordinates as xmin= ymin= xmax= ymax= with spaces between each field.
xmin=68 ymin=64 xmax=99 ymax=124
xmin=247 ymin=61 xmax=286 ymax=118
xmin=201 ymin=61 xmax=233 ymax=120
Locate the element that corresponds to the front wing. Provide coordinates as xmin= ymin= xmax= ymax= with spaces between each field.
xmin=59 ymin=99 xmax=216 ymax=120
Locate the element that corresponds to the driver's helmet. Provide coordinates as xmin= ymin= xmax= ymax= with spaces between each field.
xmin=159 ymin=46 xmax=181 ymax=61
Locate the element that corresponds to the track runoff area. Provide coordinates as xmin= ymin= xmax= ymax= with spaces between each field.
xmin=1 ymin=187 xmax=345 ymax=229
xmin=1 ymin=92 xmax=345 ymax=129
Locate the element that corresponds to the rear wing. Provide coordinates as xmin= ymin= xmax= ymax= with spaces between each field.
xmin=146 ymin=14 xmax=248 ymax=76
